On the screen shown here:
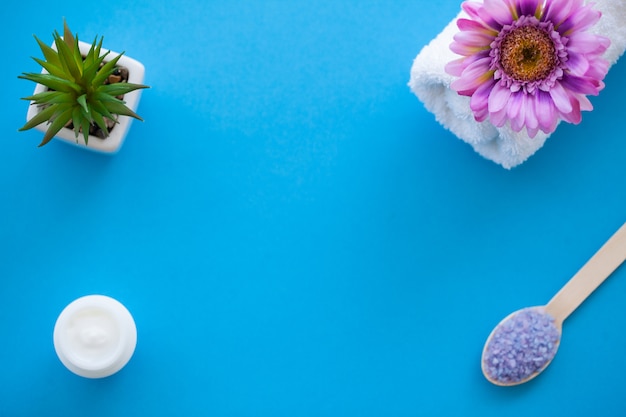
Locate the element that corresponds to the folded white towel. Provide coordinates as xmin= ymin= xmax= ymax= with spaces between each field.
xmin=409 ymin=0 xmax=626 ymax=169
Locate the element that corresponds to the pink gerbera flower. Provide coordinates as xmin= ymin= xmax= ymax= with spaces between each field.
xmin=445 ymin=0 xmax=610 ymax=137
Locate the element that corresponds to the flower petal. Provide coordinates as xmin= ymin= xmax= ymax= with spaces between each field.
xmin=450 ymin=56 xmax=493 ymax=95
xmin=561 ymin=95 xmax=582 ymax=124
xmin=445 ymin=58 xmax=467 ymax=77
xmin=461 ymin=1 xmax=484 ymax=21
xmin=560 ymin=74 xmax=603 ymax=96
xmin=565 ymin=52 xmax=590 ymax=77
xmin=535 ymin=90 xmax=558 ymax=134
xmin=584 ymin=57 xmax=609 ymax=81
xmin=543 ymin=0 xmax=576 ymax=26
xmin=490 ymin=108 xmax=509 ymax=127
xmin=488 ymin=83 xmax=512 ymax=113
xmin=525 ymin=96 xmax=539 ymax=131
xmin=483 ymin=0 xmax=516 ymax=26
xmin=516 ymin=0 xmax=542 ymax=17
xmin=558 ymin=4 xmax=601 ymax=35
xmin=510 ymin=93 xmax=527 ymax=132
xmin=576 ymin=93 xmax=593 ymax=111
xmin=457 ymin=18 xmax=498 ymax=36
xmin=549 ymin=82 xmax=573 ymax=114
xmin=506 ymin=91 xmax=523 ymax=120
xmin=453 ymin=30 xmax=495 ymax=49
xmin=463 ymin=1 xmax=503 ymax=32
xmin=470 ymin=79 xmax=496 ymax=121
xmin=567 ymin=32 xmax=607 ymax=54
xmin=526 ymin=124 xmax=540 ymax=138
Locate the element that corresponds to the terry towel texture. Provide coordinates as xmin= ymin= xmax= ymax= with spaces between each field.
xmin=409 ymin=0 xmax=626 ymax=169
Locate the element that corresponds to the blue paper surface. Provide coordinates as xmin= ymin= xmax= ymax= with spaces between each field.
xmin=1 ymin=1 xmax=625 ymax=416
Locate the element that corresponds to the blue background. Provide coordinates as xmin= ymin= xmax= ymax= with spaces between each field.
xmin=2 ymin=1 xmax=625 ymax=416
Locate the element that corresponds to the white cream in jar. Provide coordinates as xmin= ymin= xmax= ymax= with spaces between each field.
xmin=53 ymin=295 xmax=137 ymax=378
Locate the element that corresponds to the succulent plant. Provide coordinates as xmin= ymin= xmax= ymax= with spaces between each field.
xmin=19 ymin=21 xmax=149 ymax=147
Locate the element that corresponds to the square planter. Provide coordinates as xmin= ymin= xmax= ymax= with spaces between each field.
xmin=24 ymin=40 xmax=146 ymax=153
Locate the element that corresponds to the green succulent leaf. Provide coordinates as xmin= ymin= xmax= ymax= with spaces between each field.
xmin=97 ymin=82 xmax=149 ymax=97
xmin=19 ymin=105 xmax=59 ymax=131
xmin=39 ymin=105 xmax=74 ymax=147
xmin=70 ymin=105 xmax=92 ymax=144
xmin=80 ymin=103 xmax=93 ymax=129
xmin=32 ymin=57 xmax=66 ymax=79
xmin=62 ymin=19 xmax=76 ymax=52
xmin=19 ymin=72 xmax=81 ymax=94
xmin=22 ymin=90 xmax=74 ymax=105
xmin=82 ymin=52 xmax=107 ymax=85
xmin=81 ymin=36 xmax=103 ymax=76
xmin=71 ymin=106 xmax=82 ymax=139
xmin=54 ymin=32 xmax=82 ymax=82
xmin=90 ymin=99 xmax=118 ymax=122
xmin=34 ymin=36 xmax=62 ymax=68
xmin=91 ymin=54 xmax=123 ymax=86
xmin=102 ymin=100 xmax=142 ymax=120
xmin=90 ymin=109 xmax=110 ymax=137
xmin=92 ymin=91 xmax=122 ymax=103
xmin=71 ymin=36 xmax=85 ymax=78
xmin=76 ymin=94 xmax=90 ymax=114
xmin=80 ymin=117 xmax=91 ymax=144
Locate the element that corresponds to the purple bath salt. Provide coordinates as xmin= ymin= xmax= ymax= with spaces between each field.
xmin=482 ymin=307 xmax=561 ymax=385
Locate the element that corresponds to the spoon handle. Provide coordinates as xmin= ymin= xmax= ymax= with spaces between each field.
xmin=545 ymin=221 xmax=626 ymax=324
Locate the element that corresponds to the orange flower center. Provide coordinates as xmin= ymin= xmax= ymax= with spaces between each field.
xmin=499 ymin=26 xmax=556 ymax=82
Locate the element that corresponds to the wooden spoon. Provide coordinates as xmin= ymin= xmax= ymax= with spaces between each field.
xmin=481 ymin=221 xmax=626 ymax=386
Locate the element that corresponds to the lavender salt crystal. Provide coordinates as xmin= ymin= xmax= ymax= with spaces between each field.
xmin=482 ymin=307 xmax=560 ymax=385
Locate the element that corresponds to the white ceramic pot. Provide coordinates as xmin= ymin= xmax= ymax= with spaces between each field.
xmin=25 ymin=40 xmax=145 ymax=153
